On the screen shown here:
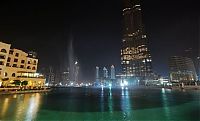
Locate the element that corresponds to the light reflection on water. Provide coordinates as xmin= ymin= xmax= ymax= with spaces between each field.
xmin=0 ymin=88 xmax=199 ymax=120
xmin=0 ymin=93 xmax=41 ymax=121
xmin=25 ymin=93 xmax=41 ymax=120
xmin=121 ymin=87 xmax=131 ymax=120
xmin=108 ymin=88 xmax=113 ymax=112
xmin=161 ymin=88 xmax=170 ymax=120
xmin=1 ymin=98 xmax=9 ymax=117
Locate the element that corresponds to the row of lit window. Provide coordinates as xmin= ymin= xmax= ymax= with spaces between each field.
xmin=0 ymin=48 xmax=20 ymax=57
xmin=0 ymin=61 xmax=36 ymax=70
xmin=5 ymin=63 xmax=36 ymax=70
xmin=122 ymin=54 xmax=148 ymax=60
xmin=0 ymin=54 xmax=37 ymax=64
xmin=121 ymin=47 xmax=148 ymax=55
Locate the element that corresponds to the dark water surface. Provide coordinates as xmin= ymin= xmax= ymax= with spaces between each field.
xmin=0 ymin=87 xmax=200 ymax=120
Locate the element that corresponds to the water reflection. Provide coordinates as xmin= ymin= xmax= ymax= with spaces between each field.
xmin=121 ymin=88 xmax=131 ymax=120
xmin=25 ymin=93 xmax=41 ymax=120
xmin=161 ymin=88 xmax=171 ymax=120
xmin=0 ymin=88 xmax=199 ymax=120
xmin=0 ymin=93 xmax=42 ymax=120
xmin=100 ymin=87 xmax=104 ymax=112
xmin=108 ymin=88 xmax=113 ymax=112
xmin=1 ymin=98 xmax=9 ymax=117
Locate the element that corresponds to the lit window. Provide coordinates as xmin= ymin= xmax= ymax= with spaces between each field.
xmin=142 ymin=35 xmax=147 ymax=38
xmin=1 ymin=49 xmax=7 ymax=53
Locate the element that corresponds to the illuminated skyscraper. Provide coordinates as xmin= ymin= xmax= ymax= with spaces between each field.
xmin=95 ymin=66 xmax=100 ymax=85
xmin=197 ymin=56 xmax=200 ymax=80
xmin=121 ymin=0 xmax=152 ymax=80
xmin=103 ymin=67 xmax=108 ymax=79
xmin=96 ymin=66 xmax=100 ymax=79
xmin=111 ymin=65 xmax=115 ymax=80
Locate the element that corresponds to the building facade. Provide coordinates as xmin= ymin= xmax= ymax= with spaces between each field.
xmin=0 ymin=41 xmax=45 ymax=87
xmin=121 ymin=0 xmax=152 ymax=80
xmin=169 ymin=56 xmax=198 ymax=83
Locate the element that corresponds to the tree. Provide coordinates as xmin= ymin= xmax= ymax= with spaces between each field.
xmin=21 ymin=81 xmax=28 ymax=86
xmin=12 ymin=80 xmax=21 ymax=86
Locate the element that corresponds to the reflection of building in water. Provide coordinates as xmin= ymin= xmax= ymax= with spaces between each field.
xmin=0 ymin=93 xmax=42 ymax=120
xmin=0 ymin=41 xmax=45 ymax=87
xmin=1 ymin=97 xmax=9 ymax=117
xmin=121 ymin=88 xmax=131 ymax=119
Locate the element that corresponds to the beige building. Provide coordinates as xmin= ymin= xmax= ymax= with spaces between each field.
xmin=0 ymin=41 xmax=45 ymax=87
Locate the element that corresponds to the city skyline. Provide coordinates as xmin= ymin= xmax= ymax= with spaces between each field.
xmin=0 ymin=0 xmax=199 ymax=80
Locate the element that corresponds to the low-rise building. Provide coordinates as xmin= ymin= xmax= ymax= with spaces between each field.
xmin=0 ymin=41 xmax=45 ymax=88
xmin=169 ymin=56 xmax=197 ymax=83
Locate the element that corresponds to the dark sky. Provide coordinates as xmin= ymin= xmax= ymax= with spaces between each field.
xmin=0 ymin=0 xmax=199 ymax=80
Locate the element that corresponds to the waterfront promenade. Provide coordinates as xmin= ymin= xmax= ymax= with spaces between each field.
xmin=0 ymin=87 xmax=51 ymax=95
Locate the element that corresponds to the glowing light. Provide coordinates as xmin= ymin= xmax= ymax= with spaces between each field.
xmin=124 ymin=81 xmax=128 ymax=86
xmin=45 ymin=83 xmax=49 ymax=86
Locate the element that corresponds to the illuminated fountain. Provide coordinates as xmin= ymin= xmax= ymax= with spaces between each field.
xmin=68 ymin=35 xmax=79 ymax=86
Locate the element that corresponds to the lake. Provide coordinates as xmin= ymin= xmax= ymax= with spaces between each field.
xmin=0 ymin=87 xmax=199 ymax=121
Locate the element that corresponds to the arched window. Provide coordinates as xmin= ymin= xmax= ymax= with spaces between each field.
xmin=27 ymin=66 xmax=31 ymax=69
xmin=12 ymin=73 xmax=15 ymax=77
xmin=0 ymin=55 xmax=5 ymax=59
xmin=1 ymin=49 xmax=7 ymax=53
xmin=34 ymin=60 xmax=37 ymax=64
xmin=0 ymin=61 xmax=4 ymax=65
xmin=32 ymin=67 xmax=36 ymax=70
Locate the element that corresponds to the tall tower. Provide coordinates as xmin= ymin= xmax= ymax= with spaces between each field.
xmin=95 ymin=66 xmax=100 ymax=85
xmin=111 ymin=65 xmax=115 ymax=80
xmin=96 ymin=66 xmax=100 ymax=79
xmin=103 ymin=67 xmax=108 ymax=79
xmin=121 ymin=0 xmax=152 ymax=80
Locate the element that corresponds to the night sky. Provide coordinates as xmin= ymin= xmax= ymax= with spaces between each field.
xmin=0 ymin=0 xmax=199 ymax=81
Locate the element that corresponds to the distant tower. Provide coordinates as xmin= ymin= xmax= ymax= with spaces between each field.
xmin=103 ymin=67 xmax=108 ymax=79
xmin=197 ymin=56 xmax=200 ymax=80
xmin=47 ymin=67 xmax=55 ymax=86
xmin=96 ymin=66 xmax=100 ymax=79
xmin=95 ymin=66 xmax=100 ymax=86
xmin=111 ymin=65 xmax=115 ymax=80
